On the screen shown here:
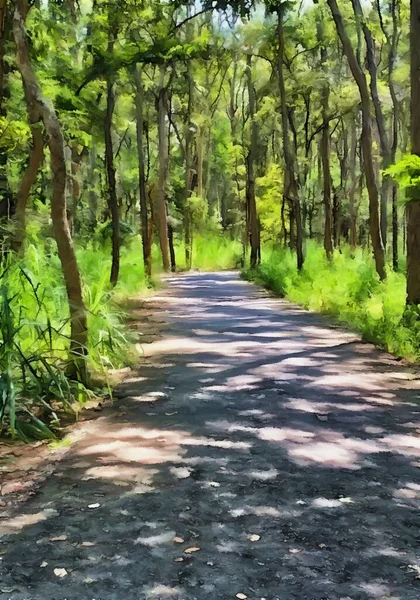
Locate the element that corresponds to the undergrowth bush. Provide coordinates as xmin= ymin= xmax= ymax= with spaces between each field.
xmin=245 ymin=241 xmax=420 ymax=361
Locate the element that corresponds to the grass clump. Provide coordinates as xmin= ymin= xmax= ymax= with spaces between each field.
xmin=245 ymin=241 xmax=419 ymax=361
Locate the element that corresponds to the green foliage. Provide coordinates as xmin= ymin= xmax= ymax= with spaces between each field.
xmin=386 ymin=154 xmax=420 ymax=200
xmin=245 ymin=242 xmax=420 ymax=362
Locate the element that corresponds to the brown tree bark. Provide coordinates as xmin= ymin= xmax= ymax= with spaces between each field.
xmin=105 ymin=39 xmax=120 ymax=287
xmin=245 ymin=54 xmax=260 ymax=268
xmin=277 ymin=5 xmax=304 ymax=270
xmin=134 ymin=64 xmax=151 ymax=277
xmin=156 ymin=64 xmax=170 ymax=272
xmin=327 ymin=0 xmax=386 ymax=280
xmin=13 ymin=0 xmax=88 ymax=380
xmin=406 ymin=0 xmax=420 ymax=305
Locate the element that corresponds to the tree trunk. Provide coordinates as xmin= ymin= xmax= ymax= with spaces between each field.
xmin=156 ymin=64 xmax=170 ymax=272
xmin=406 ymin=0 xmax=420 ymax=305
xmin=352 ymin=0 xmax=392 ymax=248
xmin=134 ymin=64 xmax=151 ymax=277
xmin=12 ymin=80 xmax=44 ymax=253
xmin=105 ymin=43 xmax=120 ymax=287
xmin=13 ymin=0 xmax=88 ymax=380
xmin=317 ymin=11 xmax=333 ymax=259
xmin=168 ymin=221 xmax=176 ymax=273
xmin=183 ymin=61 xmax=194 ymax=271
xmin=388 ymin=0 xmax=400 ymax=270
xmin=245 ymin=54 xmax=260 ymax=268
xmin=0 ymin=0 xmax=13 ymax=232
xmin=277 ymin=5 xmax=304 ymax=270
xmin=349 ymin=121 xmax=358 ymax=252
xmin=327 ymin=0 xmax=386 ymax=280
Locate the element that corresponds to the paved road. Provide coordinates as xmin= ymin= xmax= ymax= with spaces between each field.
xmin=1 ymin=272 xmax=420 ymax=600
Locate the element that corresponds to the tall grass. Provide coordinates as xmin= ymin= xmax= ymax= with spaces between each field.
xmin=245 ymin=241 xmax=420 ymax=361
xmin=0 ymin=236 xmax=152 ymax=440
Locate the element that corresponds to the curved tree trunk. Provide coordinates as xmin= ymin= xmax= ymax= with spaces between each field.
xmin=13 ymin=0 xmax=88 ymax=381
xmin=327 ymin=0 xmax=386 ymax=281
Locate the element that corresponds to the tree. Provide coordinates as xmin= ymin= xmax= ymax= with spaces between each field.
xmin=327 ymin=0 xmax=386 ymax=281
xmin=13 ymin=0 xmax=88 ymax=380
xmin=406 ymin=0 xmax=420 ymax=305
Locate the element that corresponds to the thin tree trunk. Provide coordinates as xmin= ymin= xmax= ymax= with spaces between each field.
xmin=134 ymin=65 xmax=151 ymax=277
xmin=0 ymin=0 xmax=13 ymax=232
xmin=105 ymin=65 xmax=120 ymax=287
xmin=349 ymin=120 xmax=358 ymax=252
xmin=317 ymin=10 xmax=333 ymax=259
xmin=156 ymin=64 xmax=170 ymax=272
xmin=183 ymin=61 xmax=194 ymax=271
xmin=245 ymin=54 xmax=260 ymax=268
xmin=327 ymin=0 xmax=386 ymax=280
xmin=13 ymin=0 xmax=88 ymax=380
xmin=277 ymin=5 xmax=304 ymax=270
xmin=168 ymin=221 xmax=176 ymax=273
xmin=406 ymin=0 xmax=420 ymax=305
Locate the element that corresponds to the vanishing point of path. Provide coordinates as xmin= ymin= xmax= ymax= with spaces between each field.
xmin=1 ymin=272 xmax=420 ymax=600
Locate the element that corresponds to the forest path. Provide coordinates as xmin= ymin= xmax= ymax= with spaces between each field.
xmin=2 ymin=271 xmax=420 ymax=599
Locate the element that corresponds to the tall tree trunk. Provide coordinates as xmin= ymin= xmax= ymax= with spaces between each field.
xmin=13 ymin=0 xmax=88 ymax=380
xmin=387 ymin=0 xmax=400 ymax=270
xmin=406 ymin=0 xmax=420 ymax=305
xmin=134 ymin=65 xmax=151 ymax=277
xmin=327 ymin=0 xmax=386 ymax=280
xmin=12 ymin=81 xmax=43 ymax=253
xmin=105 ymin=65 xmax=120 ymax=287
xmin=349 ymin=120 xmax=358 ymax=252
xmin=0 ymin=0 xmax=13 ymax=234
xmin=183 ymin=61 xmax=194 ymax=271
xmin=277 ymin=5 xmax=304 ymax=270
xmin=245 ymin=54 xmax=260 ymax=268
xmin=156 ymin=64 xmax=170 ymax=272
xmin=352 ymin=0 xmax=392 ymax=249
xmin=317 ymin=9 xmax=333 ymax=259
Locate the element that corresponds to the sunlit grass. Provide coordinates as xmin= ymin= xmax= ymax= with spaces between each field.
xmin=245 ymin=241 xmax=419 ymax=361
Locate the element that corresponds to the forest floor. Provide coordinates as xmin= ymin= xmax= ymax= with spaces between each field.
xmin=1 ymin=272 xmax=420 ymax=600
